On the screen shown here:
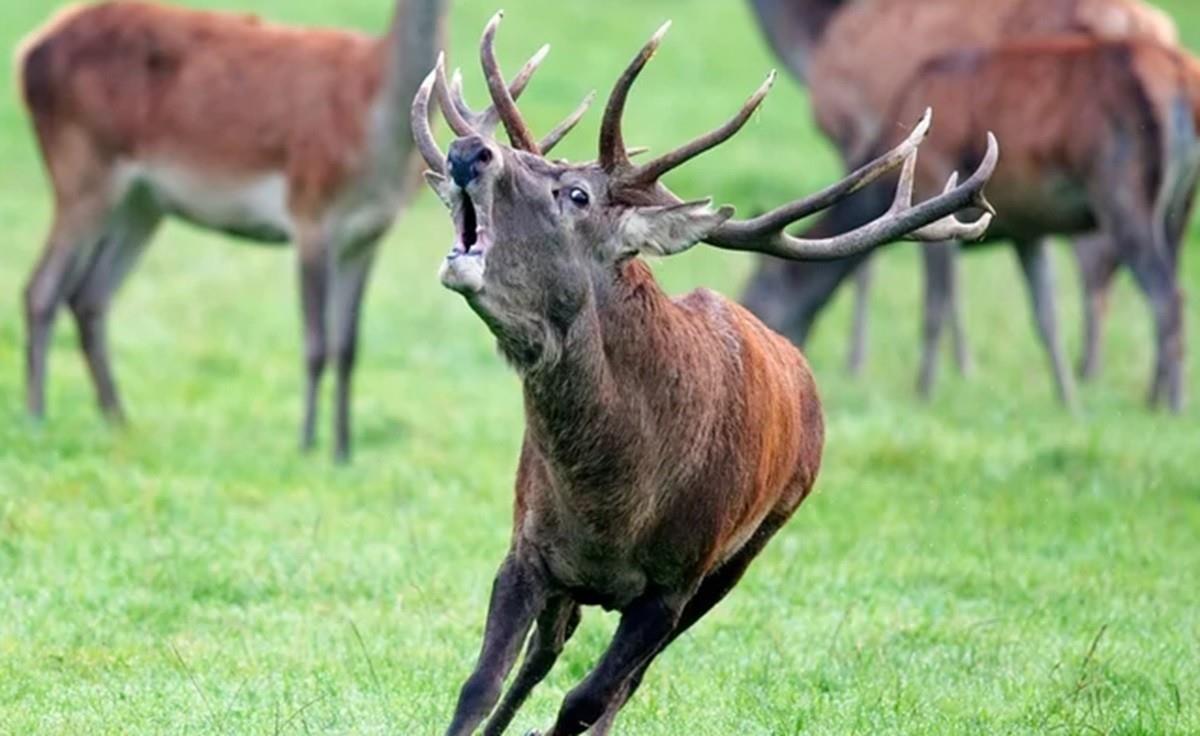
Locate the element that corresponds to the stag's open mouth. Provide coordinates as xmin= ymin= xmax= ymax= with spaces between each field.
xmin=440 ymin=185 xmax=492 ymax=295
xmin=450 ymin=189 xmax=490 ymax=259
xmin=460 ymin=193 xmax=478 ymax=250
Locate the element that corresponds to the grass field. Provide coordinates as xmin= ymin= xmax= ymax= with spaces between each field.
xmin=2 ymin=1 xmax=1199 ymax=734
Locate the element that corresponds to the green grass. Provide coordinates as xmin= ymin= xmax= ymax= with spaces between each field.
xmin=2 ymin=0 xmax=1200 ymax=733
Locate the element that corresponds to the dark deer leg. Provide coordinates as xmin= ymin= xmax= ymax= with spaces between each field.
xmin=329 ymin=241 xmax=379 ymax=463
xmin=445 ymin=553 xmax=548 ymax=736
xmin=846 ymin=258 xmax=873 ymax=377
xmin=591 ymin=512 xmax=792 ymax=735
xmin=67 ymin=195 xmax=162 ymax=422
xmin=1121 ymin=239 xmax=1185 ymax=411
xmin=1014 ymin=239 xmax=1078 ymax=409
xmin=916 ymin=241 xmax=956 ymax=400
xmin=297 ymin=235 xmax=330 ymax=453
xmin=25 ymin=197 xmax=110 ymax=420
xmin=483 ymin=597 xmax=581 ymax=736
xmin=945 ymin=242 xmax=974 ymax=377
xmin=530 ymin=592 xmax=684 ymax=736
xmin=1073 ymin=234 xmax=1120 ymax=382
xmin=1093 ymin=181 xmax=1186 ymax=411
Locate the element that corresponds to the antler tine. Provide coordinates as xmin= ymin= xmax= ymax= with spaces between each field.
xmin=439 ymin=42 xmax=550 ymax=138
xmin=479 ymin=43 xmax=549 ymax=131
xmin=733 ymin=108 xmax=933 ymax=235
xmin=599 ymin=20 xmax=672 ymax=172
xmin=904 ymin=146 xmax=998 ymax=241
xmin=627 ymin=71 xmax=776 ymax=186
xmin=705 ymin=124 xmax=999 ymax=260
xmin=411 ymin=63 xmax=446 ymax=175
xmin=447 ymin=69 xmax=475 ymax=127
xmin=481 ymin=11 xmax=541 ymax=152
xmin=435 ymin=60 xmax=475 ymax=137
xmin=540 ymin=90 xmax=597 ymax=155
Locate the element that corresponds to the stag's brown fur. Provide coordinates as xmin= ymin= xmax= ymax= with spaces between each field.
xmin=513 ymin=260 xmax=822 ymax=608
xmin=19 ymin=0 xmax=444 ymax=461
xmin=421 ymin=15 xmax=992 ymax=735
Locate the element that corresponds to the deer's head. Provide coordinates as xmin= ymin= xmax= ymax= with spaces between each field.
xmin=412 ymin=13 xmax=998 ymax=365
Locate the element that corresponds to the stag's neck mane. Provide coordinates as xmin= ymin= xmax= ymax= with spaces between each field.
xmin=519 ymin=259 xmax=723 ymax=489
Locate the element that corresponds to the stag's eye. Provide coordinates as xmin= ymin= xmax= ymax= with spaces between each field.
xmin=567 ymin=187 xmax=590 ymax=208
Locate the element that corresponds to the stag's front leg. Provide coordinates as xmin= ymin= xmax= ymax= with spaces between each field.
xmin=68 ymin=196 xmax=162 ymax=422
xmin=445 ymin=553 xmax=549 ymax=736
xmin=590 ymin=511 xmax=793 ymax=735
xmin=530 ymin=592 xmax=684 ymax=736
xmin=296 ymin=229 xmax=331 ymax=453
xmin=483 ymin=597 xmax=580 ymax=736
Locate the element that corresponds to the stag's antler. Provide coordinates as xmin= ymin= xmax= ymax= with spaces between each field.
xmin=411 ymin=12 xmax=596 ymax=171
xmin=599 ymin=24 xmax=998 ymax=259
xmin=437 ymin=44 xmax=548 ymax=138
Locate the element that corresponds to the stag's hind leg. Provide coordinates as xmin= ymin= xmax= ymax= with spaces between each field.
xmin=25 ymin=192 xmax=113 ymax=419
xmin=66 ymin=190 xmax=162 ymax=421
xmin=1073 ymin=234 xmax=1121 ymax=382
xmin=589 ymin=511 xmax=794 ymax=736
xmin=1093 ymin=188 xmax=1186 ymax=411
xmin=1122 ymin=243 xmax=1184 ymax=411
xmin=946 ymin=244 xmax=974 ymax=378
xmin=916 ymin=241 xmax=958 ymax=400
xmin=1014 ymin=238 xmax=1078 ymax=409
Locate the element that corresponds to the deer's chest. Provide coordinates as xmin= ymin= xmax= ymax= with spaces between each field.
xmin=536 ymin=533 xmax=650 ymax=611
xmin=525 ymin=484 xmax=678 ymax=611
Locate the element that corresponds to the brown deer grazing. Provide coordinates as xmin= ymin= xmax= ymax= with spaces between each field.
xmin=749 ymin=36 xmax=1200 ymax=412
xmin=16 ymin=0 xmax=519 ymax=461
xmin=414 ymin=15 xmax=996 ymax=736
xmin=744 ymin=0 xmax=1178 ymax=399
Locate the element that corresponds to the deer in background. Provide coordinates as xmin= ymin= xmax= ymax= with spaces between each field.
xmin=14 ymin=0 xmax=529 ymax=461
xmin=748 ymin=36 xmax=1200 ymax=412
xmin=414 ymin=14 xmax=996 ymax=735
xmin=743 ymin=0 xmax=1178 ymax=402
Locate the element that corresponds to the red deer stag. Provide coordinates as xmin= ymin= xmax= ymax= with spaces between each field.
xmin=413 ymin=15 xmax=997 ymax=736
xmin=743 ymin=0 xmax=1178 ymax=400
xmin=749 ymin=36 xmax=1200 ymax=412
xmin=16 ymin=0 xmax=571 ymax=462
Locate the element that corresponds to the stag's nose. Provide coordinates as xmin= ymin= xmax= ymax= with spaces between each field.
xmin=448 ymin=137 xmax=493 ymax=188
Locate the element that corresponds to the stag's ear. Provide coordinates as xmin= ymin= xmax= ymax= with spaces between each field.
xmin=618 ymin=199 xmax=735 ymax=257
